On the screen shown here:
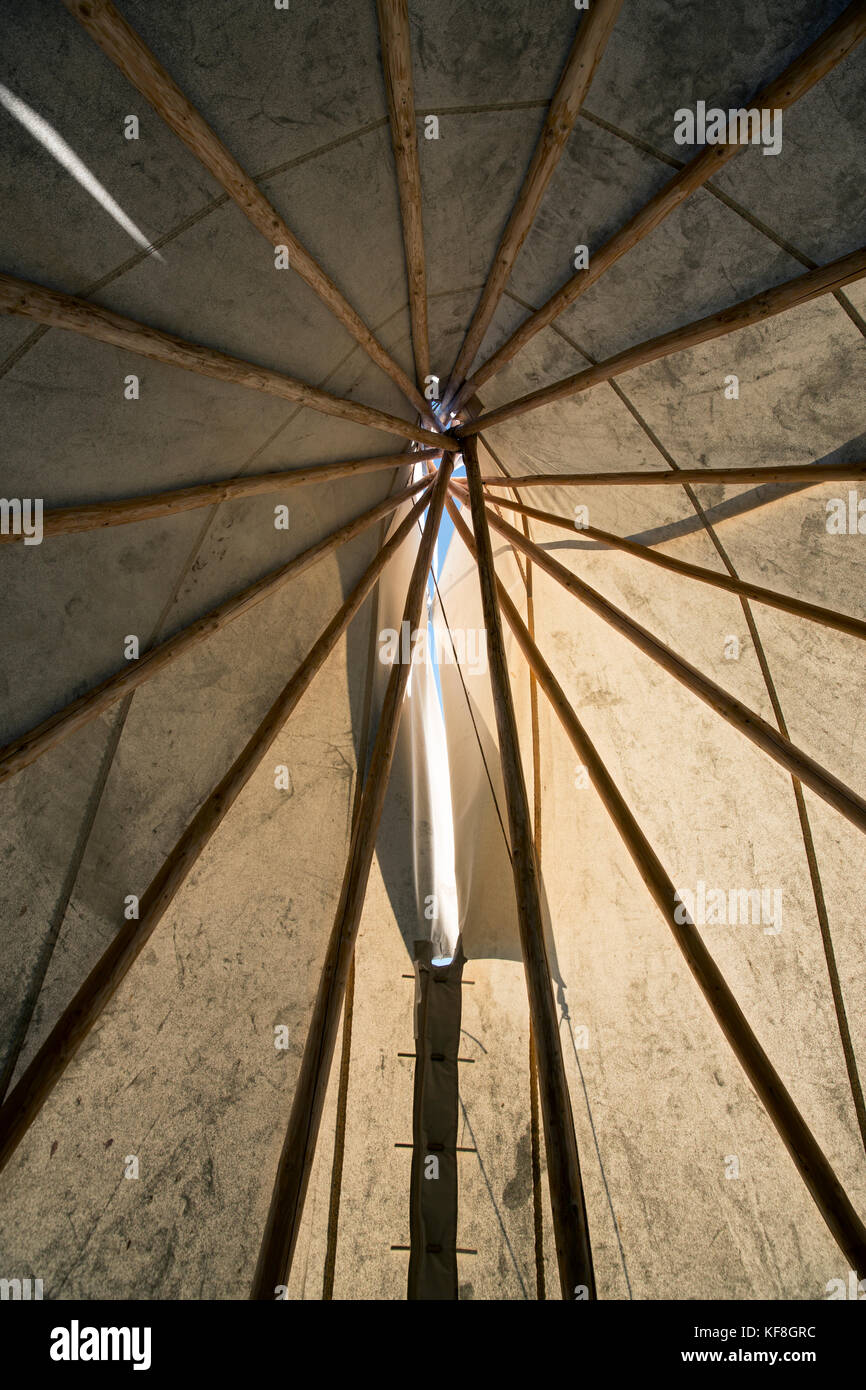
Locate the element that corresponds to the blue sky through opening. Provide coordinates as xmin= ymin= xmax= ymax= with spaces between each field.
xmin=426 ymin=454 xmax=465 ymax=710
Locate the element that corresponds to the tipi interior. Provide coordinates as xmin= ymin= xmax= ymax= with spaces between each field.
xmin=0 ymin=0 xmax=865 ymax=1301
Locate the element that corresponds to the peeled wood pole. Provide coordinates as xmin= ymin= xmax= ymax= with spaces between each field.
xmin=62 ymin=0 xmax=429 ymax=419
xmin=447 ymin=493 xmax=866 ymax=1277
xmin=453 ymin=0 xmax=866 ymax=407
xmin=0 ymin=451 xmax=441 ymax=544
xmin=377 ymin=0 xmax=430 ymax=388
xmin=250 ymin=456 xmax=454 ymax=1299
xmin=481 ymin=461 xmax=866 ymax=488
xmin=461 ymin=436 xmax=595 ymax=1300
xmin=442 ymin=0 xmax=625 ymax=406
xmin=451 ymin=480 xmax=866 ymax=642
xmin=8 ymin=452 xmax=440 ymax=543
xmin=480 ymin=502 xmax=866 ymax=836
xmin=0 ymin=275 xmax=452 ymax=452
xmin=461 ymin=245 xmax=866 ymax=434
xmin=0 ymin=476 xmax=430 ymax=784
xmin=0 ymin=488 xmax=432 ymax=1176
